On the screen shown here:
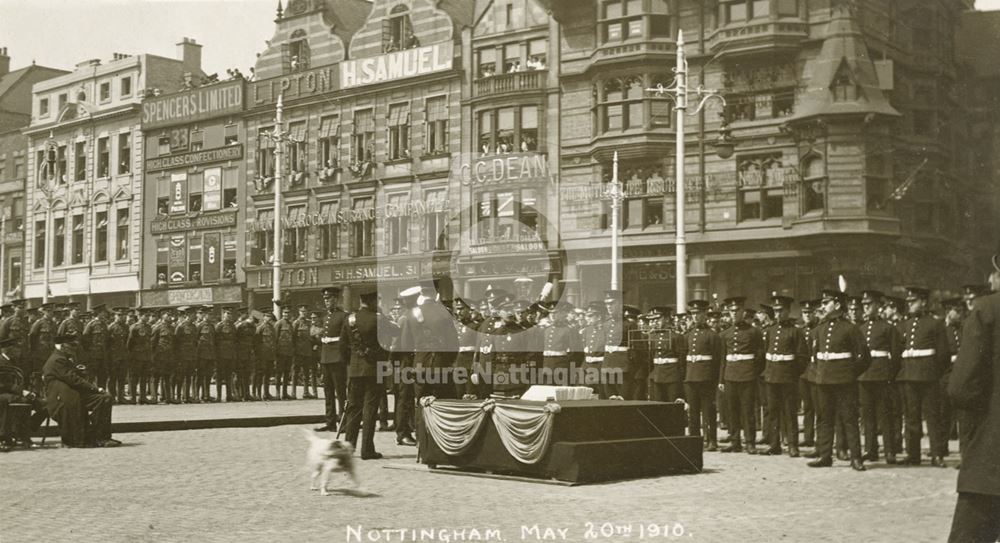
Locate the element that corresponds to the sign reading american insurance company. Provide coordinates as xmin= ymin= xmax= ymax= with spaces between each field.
xmin=141 ymin=80 xmax=244 ymax=130
xmin=340 ymin=42 xmax=453 ymax=89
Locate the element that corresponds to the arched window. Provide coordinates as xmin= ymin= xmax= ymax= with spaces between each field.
xmin=286 ymin=29 xmax=310 ymax=72
xmin=385 ymin=5 xmax=416 ymax=53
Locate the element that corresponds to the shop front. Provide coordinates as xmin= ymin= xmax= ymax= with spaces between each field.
xmin=138 ymin=283 xmax=244 ymax=309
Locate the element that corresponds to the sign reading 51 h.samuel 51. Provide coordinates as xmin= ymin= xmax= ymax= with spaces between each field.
xmin=340 ymin=42 xmax=453 ymax=89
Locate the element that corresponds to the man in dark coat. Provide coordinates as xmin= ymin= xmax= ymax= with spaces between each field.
xmin=762 ymin=295 xmax=808 ymax=457
xmin=316 ymin=288 xmax=347 ymax=432
xmin=719 ymin=297 xmax=765 ymax=454
xmin=684 ymin=300 xmax=723 ymax=450
xmin=0 ymin=338 xmax=46 ymax=451
xmin=42 ymin=334 xmax=119 ymax=448
xmin=341 ymin=291 xmax=398 ymax=459
xmin=857 ymin=290 xmax=902 ymax=463
xmin=947 ymin=271 xmax=1000 ymax=543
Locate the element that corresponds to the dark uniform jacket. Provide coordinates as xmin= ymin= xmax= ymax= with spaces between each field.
xmin=107 ymin=321 xmax=129 ymax=363
xmin=763 ymin=319 xmax=807 ymax=383
xmin=274 ymin=318 xmax=296 ymax=359
xmin=174 ymin=320 xmax=198 ymax=362
xmin=897 ymin=312 xmax=949 ymax=382
xmin=255 ymin=321 xmax=276 ymax=362
xmin=858 ymin=317 xmax=902 ymax=382
xmin=235 ymin=319 xmax=256 ymax=364
xmin=581 ymin=323 xmax=605 ymax=364
xmin=82 ymin=318 xmax=109 ymax=364
xmin=603 ymin=315 xmax=634 ymax=371
xmin=43 ymin=350 xmax=98 ymax=393
xmin=215 ymin=320 xmax=238 ymax=362
xmin=684 ymin=323 xmax=722 ymax=383
xmin=29 ymin=316 xmax=57 ymax=366
xmin=399 ymin=301 xmax=457 ymax=369
xmin=320 ymin=309 xmax=347 ymax=364
xmin=720 ymin=321 xmax=764 ymax=383
xmin=127 ymin=322 xmax=152 ymax=362
xmin=196 ymin=320 xmax=216 ymax=361
xmin=543 ymin=323 xmax=580 ymax=356
xmin=340 ymin=307 xmax=398 ymax=378
xmin=293 ymin=317 xmax=313 ymax=360
xmin=943 ymin=321 xmax=962 ymax=386
xmin=811 ymin=310 xmax=869 ymax=385
xmin=0 ymin=313 xmax=29 ymax=361
xmin=948 ymin=292 xmax=1000 ymax=496
xmin=649 ymin=329 xmax=686 ymax=384
xmin=454 ymin=320 xmax=479 ymax=369
xmin=151 ymin=321 xmax=176 ymax=363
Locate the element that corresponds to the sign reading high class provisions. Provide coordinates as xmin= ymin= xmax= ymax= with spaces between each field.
xmin=150 ymin=212 xmax=238 ymax=234
xmin=142 ymin=80 xmax=244 ymax=130
xmin=146 ymin=145 xmax=243 ymax=172
xmin=340 ymin=42 xmax=453 ymax=90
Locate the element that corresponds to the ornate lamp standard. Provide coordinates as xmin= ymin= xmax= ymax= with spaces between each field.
xmin=37 ymin=135 xmax=61 ymax=304
xmin=604 ymin=152 xmax=625 ymax=291
xmin=645 ymin=30 xmax=732 ymax=308
xmin=259 ymin=94 xmax=304 ymax=318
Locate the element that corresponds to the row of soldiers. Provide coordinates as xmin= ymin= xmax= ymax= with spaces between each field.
xmin=414 ymin=284 xmax=982 ymax=472
xmin=0 ymin=300 xmax=340 ymax=405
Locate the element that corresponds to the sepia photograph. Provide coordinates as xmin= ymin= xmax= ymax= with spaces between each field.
xmin=1 ymin=0 xmax=999 ymax=541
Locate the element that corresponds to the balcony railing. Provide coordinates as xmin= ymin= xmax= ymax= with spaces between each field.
xmin=474 ymin=70 xmax=547 ymax=98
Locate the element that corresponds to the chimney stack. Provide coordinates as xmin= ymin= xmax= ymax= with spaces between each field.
xmin=0 ymin=47 xmax=10 ymax=78
xmin=176 ymin=37 xmax=202 ymax=74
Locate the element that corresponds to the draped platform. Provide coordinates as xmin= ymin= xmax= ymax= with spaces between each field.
xmin=416 ymin=398 xmax=703 ymax=483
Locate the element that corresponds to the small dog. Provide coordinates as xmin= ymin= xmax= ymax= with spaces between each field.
xmin=303 ymin=430 xmax=358 ymax=495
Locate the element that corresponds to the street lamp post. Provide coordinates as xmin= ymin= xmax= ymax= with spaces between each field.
xmin=38 ymin=136 xmax=60 ymax=304
xmin=646 ymin=30 xmax=728 ymax=309
xmin=605 ymin=152 xmax=625 ymax=291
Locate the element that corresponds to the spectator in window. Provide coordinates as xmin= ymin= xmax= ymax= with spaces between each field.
xmin=191 ymin=271 xmax=201 ymax=282
xmin=482 ymin=66 xmax=495 ymax=78
xmin=157 ymin=273 xmax=167 ymax=288
xmin=405 ymin=32 xmax=420 ymax=49
xmin=385 ymin=38 xmax=398 ymax=53
xmin=481 ymin=143 xmax=491 ymax=156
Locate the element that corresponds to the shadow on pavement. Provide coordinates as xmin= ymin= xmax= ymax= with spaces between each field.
xmin=329 ymin=488 xmax=380 ymax=498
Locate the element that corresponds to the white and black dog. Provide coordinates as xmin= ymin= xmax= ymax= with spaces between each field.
xmin=303 ymin=430 xmax=358 ymax=495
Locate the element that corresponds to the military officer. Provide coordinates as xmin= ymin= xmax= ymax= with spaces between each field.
xmin=340 ymin=291 xmax=399 ymax=460
xmin=274 ymin=304 xmax=296 ymax=400
xmin=254 ymin=307 xmax=277 ymax=401
xmin=317 ymin=288 xmax=348 ymax=431
xmin=150 ymin=309 xmax=176 ymax=404
xmin=27 ymin=303 xmax=57 ymax=396
xmin=292 ymin=304 xmax=314 ymax=400
xmin=602 ymin=290 xmax=633 ymax=400
xmin=648 ymin=306 xmax=685 ymax=403
xmin=579 ymin=302 xmax=606 ymax=394
xmin=541 ymin=301 xmax=580 ymax=387
xmin=798 ymin=299 xmax=820 ymax=449
xmin=453 ymin=298 xmax=480 ymax=397
xmin=627 ymin=306 xmax=651 ymax=400
xmin=486 ymin=301 xmax=526 ymax=398
xmin=392 ymin=287 xmax=420 ymax=444
xmin=308 ymin=310 xmax=324 ymax=401
xmin=235 ymin=307 xmax=257 ymax=401
xmin=214 ymin=306 xmax=238 ymax=402
xmin=856 ymin=290 xmax=902 ymax=463
xmin=719 ymin=297 xmax=765 ymax=454
xmin=762 ymin=294 xmax=808 ymax=457
xmin=808 ymin=289 xmax=869 ymax=470
xmin=195 ymin=306 xmax=217 ymax=402
xmin=683 ymin=300 xmax=723 ymax=450
xmin=173 ymin=307 xmax=198 ymax=403
xmin=106 ymin=308 xmax=130 ymax=403
xmin=126 ymin=309 xmax=153 ymax=404
xmin=400 ymin=286 xmax=458 ymax=400
xmin=82 ymin=305 xmax=110 ymax=393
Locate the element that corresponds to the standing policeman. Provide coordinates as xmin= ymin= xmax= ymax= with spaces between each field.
xmin=683 ymin=300 xmax=722 ymax=450
xmin=317 ymin=288 xmax=348 ymax=431
xmin=602 ymin=290 xmax=632 ymax=399
xmin=719 ymin=297 xmax=764 ymax=454
xmin=648 ymin=306 xmax=686 ymax=403
xmin=274 ymin=304 xmax=296 ymax=400
xmin=762 ymin=294 xmax=807 ymax=457
xmin=857 ymin=290 xmax=902 ymax=463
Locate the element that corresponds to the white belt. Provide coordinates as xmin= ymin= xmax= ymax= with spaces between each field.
xmin=951 ymin=355 xmax=958 ymax=363
xmin=766 ymin=353 xmax=795 ymax=362
xmin=688 ymin=354 xmax=713 ymax=362
xmin=817 ymin=352 xmax=851 ymax=361
xmin=653 ymin=357 xmax=679 ymax=365
xmin=479 ymin=346 xmax=493 ymax=354
xmin=605 ymin=346 xmax=629 ymax=352
xmin=726 ymin=354 xmax=754 ymax=362
xmin=323 ymin=336 xmax=340 ymax=344
xmin=543 ymin=350 xmax=568 ymax=357
xmin=585 ymin=356 xmax=603 ymax=363
xmin=902 ymin=348 xmax=936 ymax=358
xmin=870 ymin=350 xmax=890 ymax=358
xmin=458 ymin=346 xmax=476 ymax=352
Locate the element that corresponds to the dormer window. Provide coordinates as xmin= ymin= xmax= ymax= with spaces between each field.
xmin=385 ymin=5 xmax=416 ymax=53
xmin=286 ymin=30 xmax=310 ymax=72
xmin=831 ymin=62 xmax=858 ymax=101
xmin=39 ymin=98 xmax=49 ymax=117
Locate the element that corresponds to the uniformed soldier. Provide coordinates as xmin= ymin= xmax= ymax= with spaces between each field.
xmin=683 ymin=300 xmax=723 ymax=450
xmin=882 ymin=295 xmax=907 ymax=455
xmin=106 ymin=308 xmax=130 ymax=403
xmin=579 ymin=302 xmax=606 ymax=394
xmin=762 ymin=294 xmax=808 ymax=457
xmin=308 ymin=309 xmax=324 ymax=402
xmin=172 ymin=307 xmax=198 ymax=403
xmin=293 ymin=304 xmax=314 ymax=400
xmin=341 ymin=291 xmax=399 ymax=460
xmin=400 ymin=286 xmax=459 ymax=400
xmin=896 ymin=286 xmax=951 ymax=466
xmin=195 ymin=306 xmax=217 ymax=402
xmin=486 ymin=301 xmax=527 ymax=398
xmin=127 ymin=309 xmax=153 ymax=404
xmin=541 ymin=301 xmax=580 ymax=387
xmin=453 ymin=298 xmax=479 ymax=397
xmin=799 ymin=299 xmax=820 ymax=449
xmin=27 ymin=303 xmax=57 ymax=396
xmin=317 ymin=287 xmax=348 ymax=431
xmin=1 ymin=300 xmax=31 ymax=393
xmin=602 ymin=290 xmax=633 ymax=400
xmin=235 ymin=307 xmax=257 ymax=401
xmin=808 ymin=289 xmax=869 ymax=470
xmin=938 ymin=297 xmax=964 ymax=456
xmin=214 ymin=306 xmax=238 ymax=402
xmin=857 ymin=290 xmax=902 ymax=463
xmin=151 ymin=309 xmax=176 ymax=404
xmin=254 ymin=307 xmax=277 ymax=401
xmin=719 ymin=298 xmax=764 ymax=453
xmin=274 ymin=304 xmax=296 ymax=400
xmin=625 ymin=305 xmax=650 ymax=400
xmin=82 ymin=305 xmax=110 ymax=393
xmin=648 ymin=306 xmax=686 ymax=403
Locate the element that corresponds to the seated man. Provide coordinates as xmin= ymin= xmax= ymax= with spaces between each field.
xmin=0 ymin=337 xmax=47 ymax=451
xmin=42 ymin=334 xmax=119 ymax=448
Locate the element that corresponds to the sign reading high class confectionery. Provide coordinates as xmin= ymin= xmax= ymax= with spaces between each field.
xmin=340 ymin=42 xmax=453 ymax=90
xmin=146 ymin=145 xmax=243 ymax=172
xmin=142 ymin=80 xmax=244 ymax=130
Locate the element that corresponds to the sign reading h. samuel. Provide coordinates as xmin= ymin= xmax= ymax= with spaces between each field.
xmin=340 ymin=42 xmax=453 ymax=89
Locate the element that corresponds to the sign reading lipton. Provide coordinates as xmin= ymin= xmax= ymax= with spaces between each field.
xmin=146 ymin=145 xmax=243 ymax=172
xmin=252 ymin=65 xmax=339 ymax=106
xmin=150 ymin=212 xmax=238 ymax=234
xmin=142 ymin=80 xmax=244 ymax=129
xmin=340 ymin=42 xmax=453 ymax=90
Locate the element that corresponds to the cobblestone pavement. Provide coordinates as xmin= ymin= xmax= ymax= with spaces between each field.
xmin=2 ymin=423 xmax=959 ymax=543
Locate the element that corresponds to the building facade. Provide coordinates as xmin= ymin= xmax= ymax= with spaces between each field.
xmin=23 ymin=39 xmax=204 ymax=307
xmin=0 ymin=48 xmax=69 ymax=302
xmin=243 ymin=0 xmax=468 ymax=309
xmin=137 ymin=78 xmax=247 ymax=309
